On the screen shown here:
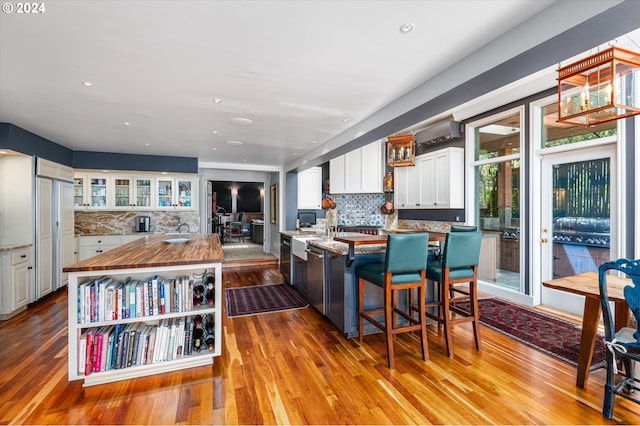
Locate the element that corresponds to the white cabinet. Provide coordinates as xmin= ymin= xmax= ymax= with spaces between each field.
xmin=395 ymin=147 xmax=464 ymax=209
xmin=111 ymin=176 xmax=154 ymax=210
xmin=36 ymin=160 xmax=76 ymax=297
xmin=329 ymin=156 xmax=346 ymax=193
xmin=329 ymin=140 xmax=383 ymax=194
xmin=74 ymin=173 xmax=198 ymax=211
xmin=77 ymin=235 xmax=144 ymax=261
xmin=77 ymin=236 xmax=129 ymax=261
xmin=155 ymin=177 xmax=198 ymax=210
xmin=74 ymin=175 xmax=109 ymax=209
xmin=0 ymin=246 xmax=32 ymax=320
xmin=67 ymin=261 xmax=222 ymax=386
xmin=0 ymin=155 xmax=34 ymax=246
xmin=297 ymin=167 xmax=322 ymax=210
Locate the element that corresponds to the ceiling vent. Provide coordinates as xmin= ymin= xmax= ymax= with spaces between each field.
xmin=415 ymin=120 xmax=461 ymax=147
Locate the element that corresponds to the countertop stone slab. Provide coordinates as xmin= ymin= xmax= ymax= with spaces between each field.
xmin=0 ymin=243 xmax=32 ymax=252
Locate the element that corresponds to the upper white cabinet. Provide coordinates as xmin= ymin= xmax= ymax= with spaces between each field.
xmin=297 ymin=167 xmax=322 ymax=210
xmin=395 ymin=147 xmax=464 ymax=209
xmin=74 ymin=173 xmax=198 ymax=211
xmin=329 ymin=140 xmax=383 ymax=194
xmin=111 ymin=176 xmax=154 ymax=209
xmin=74 ymin=174 xmax=109 ymax=209
xmin=0 ymin=155 xmax=34 ymax=246
xmin=155 ymin=177 xmax=197 ymax=210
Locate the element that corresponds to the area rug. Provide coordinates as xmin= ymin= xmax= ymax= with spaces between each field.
xmin=455 ymin=298 xmax=606 ymax=370
xmin=225 ymin=283 xmax=308 ymax=317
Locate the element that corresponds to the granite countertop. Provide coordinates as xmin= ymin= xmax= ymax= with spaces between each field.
xmin=0 ymin=243 xmax=33 ymax=252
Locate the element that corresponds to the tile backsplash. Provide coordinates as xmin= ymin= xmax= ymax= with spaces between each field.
xmin=324 ymin=193 xmax=460 ymax=231
xmin=333 ymin=193 xmax=386 ymax=227
xmin=75 ymin=211 xmax=199 ymax=236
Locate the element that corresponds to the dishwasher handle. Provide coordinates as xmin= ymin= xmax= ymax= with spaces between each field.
xmin=306 ymin=248 xmax=324 ymax=258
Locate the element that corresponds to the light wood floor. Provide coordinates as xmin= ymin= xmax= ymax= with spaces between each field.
xmin=1 ymin=264 xmax=639 ymax=425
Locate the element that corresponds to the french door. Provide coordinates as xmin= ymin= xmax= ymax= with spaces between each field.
xmin=539 ymin=145 xmax=616 ymax=314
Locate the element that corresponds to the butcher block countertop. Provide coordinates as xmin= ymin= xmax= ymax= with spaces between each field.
xmin=63 ymin=233 xmax=223 ymax=273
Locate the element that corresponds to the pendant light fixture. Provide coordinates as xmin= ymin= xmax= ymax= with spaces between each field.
xmin=557 ymin=46 xmax=640 ymax=126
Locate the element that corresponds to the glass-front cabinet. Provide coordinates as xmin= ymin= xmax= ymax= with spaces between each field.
xmin=73 ymin=177 xmax=85 ymax=207
xmin=112 ymin=177 xmax=132 ymax=208
xmin=156 ymin=177 xmax=196 ymax=210
xmin=108 ymin=177 xmax=153 ymax=209
xmin=135 ymin=178 xmax=152 ymax=209
xmin=74 ymin=174 xmax=109 ymax=209
xmin=74 ymin=172 xmax=197 ymax=211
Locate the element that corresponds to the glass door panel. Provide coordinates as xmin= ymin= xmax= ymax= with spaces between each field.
xmin=157 ymin=179 xmax=173 ymax=208
xmin=540 ymin=146 xmax=615 ymax=313
xmin=89 ymin=178 xmax=107 ymax=208
xmin=73 ymin=177 xmax=84 ymax=207
xmin=176 ymin=179 xmax=192 ymax=208
xmin=113 ymin=178 xmax=131 ymax=208
xmin=135 ymin=179 xmax=152 ymax=208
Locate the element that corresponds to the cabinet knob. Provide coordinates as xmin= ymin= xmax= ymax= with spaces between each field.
xmin=28 ymin=266 xmax=33 ymax=270
xmin=21 ymin=254 xmax=27 ymax=258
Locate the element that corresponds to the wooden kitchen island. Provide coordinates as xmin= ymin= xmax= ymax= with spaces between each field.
xmin=63 ymin=233 xmax=223 ymax=386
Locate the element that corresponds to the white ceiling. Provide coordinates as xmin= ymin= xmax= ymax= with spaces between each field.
xmin=0 ymin=1 xmax=633 ymax=170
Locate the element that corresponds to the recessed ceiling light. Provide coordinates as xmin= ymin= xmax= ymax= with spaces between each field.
xmin=101 ymin=170 xmax=110 ymax=173
xmin=161 ymin=172 xmax=168 ymax=175
xmin=343 ymin=118 xmax=350 ymax=123
xmin=242 ymin=159 xmax=247 ymax=162
xmin=225 ymin=140 xmax=243 ymax=146
xmin=311 ymin=140 xmax=317 ymax=144
xmin=229 ymin=117 xmax=253 ymax=126
xmin=81 ymin=81 xmax=94 ymax=87
xmin=144 ymin=143 xmax=150 ymax=146
xmin=211 ymin=130 xmax=219 ymax=134
xmin=399 ymin=23 xmax=414 ymax=33
xmin=212 ymin=98 xmax=222 ymax=103
xmin=123 ymin=122 xmax=131 ymax=126
xmin=294 ymin=153 xmax=298 ymax=156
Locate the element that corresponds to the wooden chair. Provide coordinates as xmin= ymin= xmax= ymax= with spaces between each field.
xmin=356 ymin=233 xmax=430 ymax=369
xmin=598 ymin=258 xmax=640 ymax=419
xmin=228 ymin=212 xmax=245 ymax=242
xmin=420 ymin=231 xmax=483 ymax=358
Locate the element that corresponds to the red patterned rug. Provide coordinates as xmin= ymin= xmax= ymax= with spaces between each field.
xmin=225 ymin=283 xmax=308 ymax=317
xmin=456 ymin=298 xmax=606 ymax=370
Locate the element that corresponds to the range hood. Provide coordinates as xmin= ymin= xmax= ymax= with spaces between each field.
xmin=415 ymin=119 xmax=461 ymax=147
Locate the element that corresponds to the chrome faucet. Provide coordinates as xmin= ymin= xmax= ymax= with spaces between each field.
xmin=176 ymin=223 xmax=190 ymax=233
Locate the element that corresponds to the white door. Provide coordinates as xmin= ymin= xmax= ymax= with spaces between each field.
xmin=59 ymin=181 xmax=75 ymax=287
xmin=539 ymin=145 xmax=616 ymax=315
xmin=36 ymin=177 xmax=54 ymax=299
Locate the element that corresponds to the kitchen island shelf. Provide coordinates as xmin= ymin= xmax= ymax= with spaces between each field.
xmin=64 ymin=234 xmax=223 ymax=387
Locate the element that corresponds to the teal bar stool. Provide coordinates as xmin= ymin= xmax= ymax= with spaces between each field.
xmin=356 ymin=233 xmax=430 ymax=369
xmin=423 ymin=231 xmax=483 ymax=358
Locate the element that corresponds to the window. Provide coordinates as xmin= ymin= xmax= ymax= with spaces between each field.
xmin=470 ymin=108 xmax=524 ymax=292
xmin=540 ymin=103 xmax=616 ymax=148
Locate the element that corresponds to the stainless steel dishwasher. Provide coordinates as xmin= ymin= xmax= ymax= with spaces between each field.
xmin=306 ymin=246 xmax=325 ymax=314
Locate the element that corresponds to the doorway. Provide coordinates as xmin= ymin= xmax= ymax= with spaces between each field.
xmin=539 ymin=145 xmax=616 ymax=314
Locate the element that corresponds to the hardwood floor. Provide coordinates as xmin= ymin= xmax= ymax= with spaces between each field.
xmin=1 ymin=264 xmax=639 ymax=424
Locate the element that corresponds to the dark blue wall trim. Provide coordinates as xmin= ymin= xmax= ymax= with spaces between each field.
xmin=73 ymin=151 xmax=197 ymax=173
xmin=0 ymin=123 xmax=73 ymax=166
xmin=0 ymin=123 xmax=197 ymax=173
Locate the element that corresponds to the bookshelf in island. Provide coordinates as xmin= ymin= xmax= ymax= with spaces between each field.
xmin=63 ymin=233 xmax=223 ymax=387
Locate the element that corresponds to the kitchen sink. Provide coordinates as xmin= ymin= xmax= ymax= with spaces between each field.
xmin=291 ymin=235 xmax=321 ymax=261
